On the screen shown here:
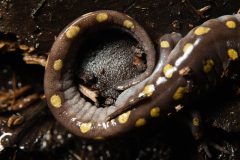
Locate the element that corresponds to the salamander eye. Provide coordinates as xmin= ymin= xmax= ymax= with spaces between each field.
xmin=44 ymin=10 xmax=155 ymax=138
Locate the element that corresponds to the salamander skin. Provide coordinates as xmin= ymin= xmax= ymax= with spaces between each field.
xmin=44 ymin=11 xmax=240 ymax=139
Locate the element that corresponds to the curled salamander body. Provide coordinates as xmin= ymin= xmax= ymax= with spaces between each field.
xmin=44 ymin=10 xmax=240 ymax=139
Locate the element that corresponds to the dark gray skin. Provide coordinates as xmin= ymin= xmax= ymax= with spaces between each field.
xmin=44 ymin=10 xmax=156 ymax=138
xmin=44 ymin=11 xmax=240 ymax=139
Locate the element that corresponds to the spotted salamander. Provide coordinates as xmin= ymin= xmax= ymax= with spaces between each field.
xmin=44 ymin=10 xmax=240 ymax=139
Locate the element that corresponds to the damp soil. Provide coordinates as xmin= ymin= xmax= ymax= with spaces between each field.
xmin=75 ymin=28 xmax=146 ymax=106
xmin=0 ymin=0 xmax=240 ymax=160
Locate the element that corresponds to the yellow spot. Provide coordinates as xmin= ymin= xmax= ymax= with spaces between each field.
xmin=50 ymin=95 xmax=62 ymax=108
xmin=203 ymin=59 xmax=214 ymax=73
xmin=53 ymin=59 xmax=63 ymax=71
xmin=226 ymin=20 xmax=236 ymax=29
xmin=173 ymin=87 xmax=186 ymax=100
xmin=192 ymin=117 xmax=200 ymax=126
xmin=118 ymin=111 xmax=131 ymax=124
xmin=142 ymin=84 xmax=155 ymax=97
xmin=194 ymin=26 xmax=211 ymax=36
xmin=163 ymin=64 xmax=174 ymax=78
xmin=135 ymin=118 xmax=146 ymax=127
xmin=65 ymin=26 xmax=80 ymax=39
xmin=150 ymin=107 xmax=160 ymax=117
xmin=96 ymin=13 xmax=108 ymax=22
xmin=123 ymin=20 xmax=134 ymax=29
xmin=160 ymin=41 xmax=170 ymax=48
xmin=94 ymin=136 xmax=105 ymax=140
xmin=183 ymin=43 xmax=194 ymax=54
xmin=80 ymin=123 xmax=92 ymax=133
xmin=228 ymin=48 xmax=238 ymax=60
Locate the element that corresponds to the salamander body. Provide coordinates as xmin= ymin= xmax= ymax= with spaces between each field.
xmin=44 ymin=11 xmax=240 ymax=139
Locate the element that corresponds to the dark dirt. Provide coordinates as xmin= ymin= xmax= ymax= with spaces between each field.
xmin=75 ymin=28 xmax=143 ymax=101
xmin=0 ymin=0 xmax=240 ymax=160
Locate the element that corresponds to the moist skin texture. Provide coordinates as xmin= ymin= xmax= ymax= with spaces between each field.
xmin=44 ymin=10 xmax=155 ymax=139
xmin=44 ymin=11 xmax=240 ymax=139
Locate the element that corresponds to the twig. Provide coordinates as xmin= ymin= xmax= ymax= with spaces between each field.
xmin=31 ymin=0 xmax=47 ymax=18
